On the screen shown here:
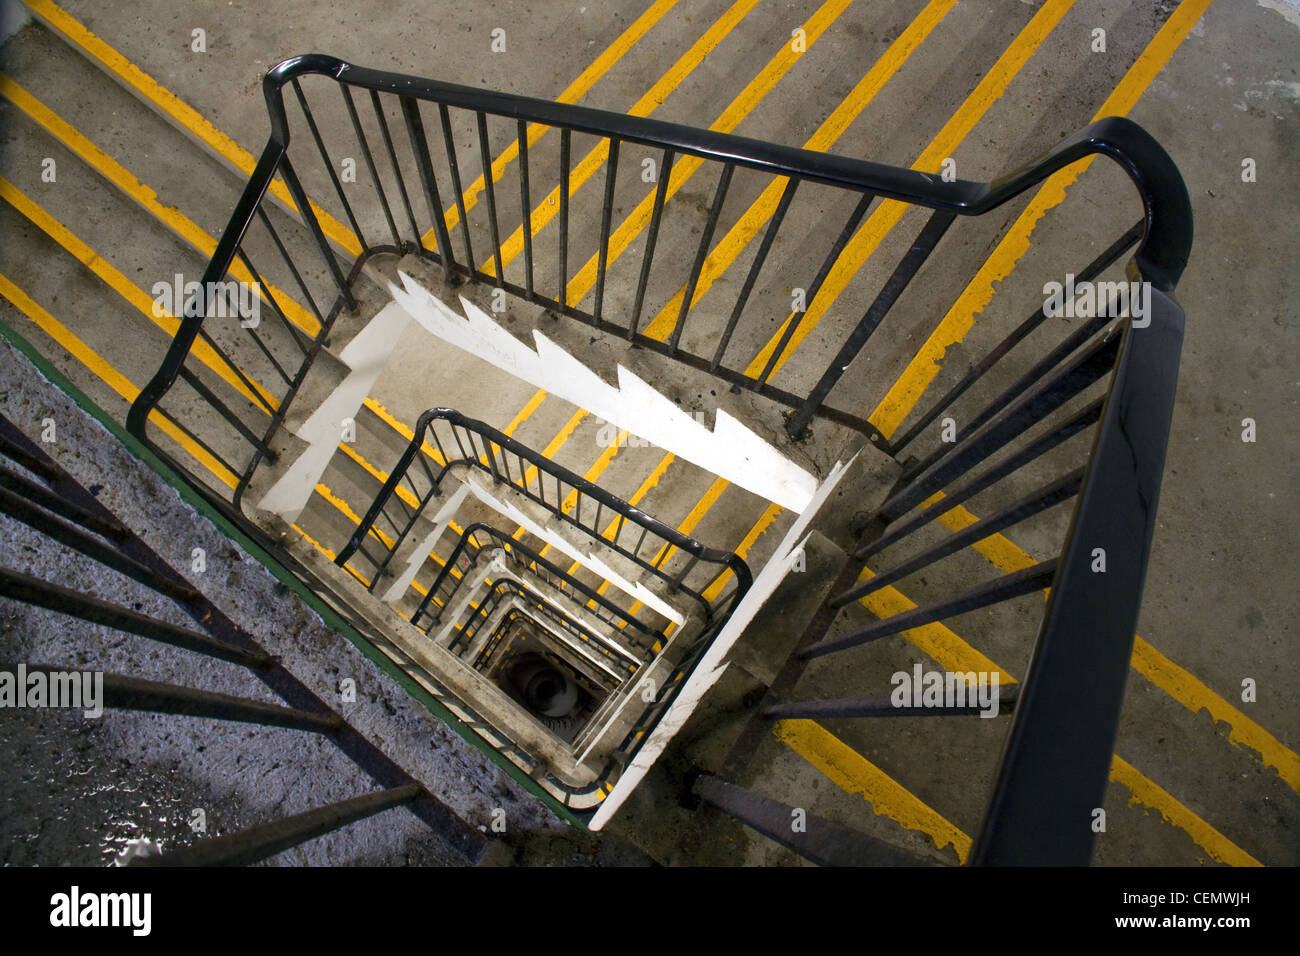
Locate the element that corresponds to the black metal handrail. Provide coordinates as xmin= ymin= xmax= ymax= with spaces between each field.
xmin=414 ymin=522 xmax=663 ymax=653
xmin=336 ymin=408 xmax=752 ymax=622
xmin=125 ymin=52 xmax=1192 ymax=498
xmin=968 ymin=288 xmax=1184 ymax=865
xmin=702 ymin=285 xmax=1187 ymax=865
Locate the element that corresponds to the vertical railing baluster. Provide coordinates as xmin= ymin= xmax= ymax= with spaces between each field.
xmin=786 ymin=208 xmax=956 ymax=438
xmin=256 ymin=208 xmax=324 ymax=339
xmin=669 ymin=162 xmax=734 ymax=355
xmin=341 ymin=84 xmax=400 ymax=248
xmin=278 ymin=157 xmax=356 ymax=311
xmin=372 ymin=90 xmax=422 ymax=248
xmin=710 ymin=176 xmax=799 ymax=372
xmin=558 ymin=128 xmax=571 ymax=307
xmin=438 ymin=103 xmax=476 ymax=267
xmin=629 ymin=147 xmax=675 ymax=340
xmin=400 ymin=96 xmax=456 ymax=279
xmin=291 ymin=79 xmax=368 ymax=252
xmin=593 ymin=137 xmax=620 ymax=322
xmin=756 ymin=190 xmax=874 ymax=386
xmin=517 ymin=118 xmax=535 ymax=298
xmin=476 ymin=111 xmax=506 ymax=283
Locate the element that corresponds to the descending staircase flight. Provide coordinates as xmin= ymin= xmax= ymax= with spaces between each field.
xmin=1 ymin=33 xmax=1192 ymax=864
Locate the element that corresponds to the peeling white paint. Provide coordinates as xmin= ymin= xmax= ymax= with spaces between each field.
xmin=380 ymin=480 xmax=470 ymax=604
xmin=387 ymin=273 xmax=819 ymax=512
xmin=1258 ymin=0 xmax=1300 ymax=31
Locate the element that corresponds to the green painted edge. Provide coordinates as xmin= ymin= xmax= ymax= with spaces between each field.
xmin=0 ymin=313 xmax=589 ymax=831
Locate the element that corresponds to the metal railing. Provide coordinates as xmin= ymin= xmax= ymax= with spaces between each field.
xmin=114 ymin=52 xmax=1193 ymax=848
xmin=693 ymin=280 xmax=1188 ymax=867
xmin=464 ymin=580 xmax=636 ymax=691
xmin=125 ymin=54 xmax=1191 ymax=506
xmin=415 ymin=522 xmax=663 ymax=656
xmin=337 ymin=408 xmax=751 ymax=624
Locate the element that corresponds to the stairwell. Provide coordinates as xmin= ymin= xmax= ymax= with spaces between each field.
xmin=4 ymin=0 xmax=1265 ymax=871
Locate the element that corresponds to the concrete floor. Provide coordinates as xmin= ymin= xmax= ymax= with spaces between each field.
xmin=0 ymin=0 xmax=1296 ymax=866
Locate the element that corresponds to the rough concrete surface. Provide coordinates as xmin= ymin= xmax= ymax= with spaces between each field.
xmin=0 ymin=335 xmax=649 ymax=865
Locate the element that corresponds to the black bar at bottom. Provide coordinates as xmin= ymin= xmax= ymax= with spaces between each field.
xmin=693 ymin=774 xmax=936 ymax=866
xmin=91 ymin=670 xmax=344 ymax=733
xmin=0 ymin=567 xmax=271 ymax=668
xmin=135 ymin=784 xmax=422 ymax=866
xmin=802 ymin=560 xmax=1059 ymax=659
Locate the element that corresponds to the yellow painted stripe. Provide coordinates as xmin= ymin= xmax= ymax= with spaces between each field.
xmin=22 ymin=0 xmax=362 ymax=258
xmin=361 ymin=397 xmax=447 ymax=466
xmin=579 ymin=448 xmax=677 ymax=564
xmin=853 ymin=566 xmax=1015 ymax=683
xmin=337 ymin=443 xmax=420 ymax=512
xmin=840 ymin=562 xmax=1260 ymax=864
xmin=549 ymin=430 xmax=628 ymax=565
xmin=742 ymin=0 xmax=1075 ymax=378
xmin=336 ymin=446 xmax=463 ymax=579
xmin=1129 ymin=638 xmax=1300 ymax=793
xmin=0 ymin=272 xmax=237 ymax=488
xmin=701 ymin=501 xmax=784 ymax=602
xmin=465 ymin=0 xmax=921 ymax=596
xmin=501 ymin=389 xmax=547 ymax=437
xmin=0 ymin=176 xmax=277 ymax=413
xmin=743 ymin=0 xmax=1282 ymax=840
xmin=580 ymin=451 xmax=680 ymax=613
xmin=423 ymin=0 xmax=681 ymax=242
xmin=310 ymin=477 xmax=462 ymax=601
xmin=625 ymin=451 xmax=676 ymax=508
xmin=559 ymin=427 xmax=624 ymax=517
xmin=511 ymin=408 xmax=588 ymax=542
xmin=1110 ymin=756 xmax=1262 ymax=867
xmin=926 ymin=474 xmax=1300 ymax=793
xmin=925 ymin=494 xmax=1300 ymax=795
xmin=870 ymin=0 xmax=1215 ymax=436
xmin=639 ymin=0 xmax=957 ymax=339
xmin=679 ymin=475 xmax=730 ymax=537
xmin=625 ymin=476 xmax=730 ymax=619
xmin=774 ymin=718 xmax=971 ymax=861
xmin=0 ymin=73 xmax=321 ymax=338
xmin=529 ymin=408 xmax=588 ymax=491
xmin=566 ymin=0 xmax=870 ymax=302
xmin=317 ymin=482 xmax=394 ymax=549
xmin=484 ymin=0 xmax=765 ymax=278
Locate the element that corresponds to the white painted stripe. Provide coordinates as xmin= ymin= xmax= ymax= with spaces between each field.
xmin=388 ymin=273 xmax=818 ymax=512
xmin=588 ymin=452 xmax=859 ymax=830
xmin=258 ymin=302 xmax=414 ymax=521
xmin=380 ymin=480 xmax=470 ymax=604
